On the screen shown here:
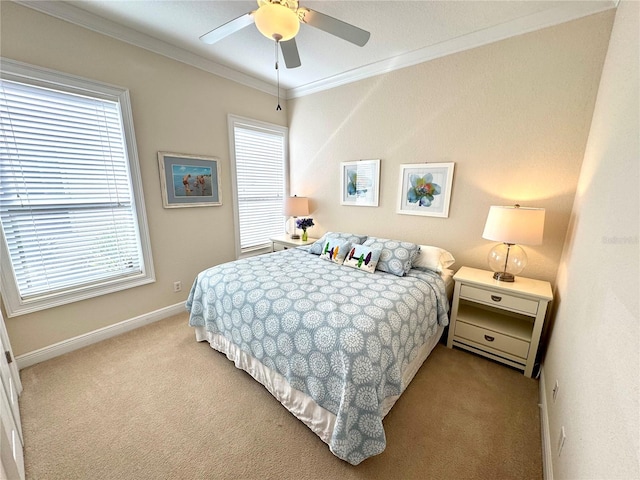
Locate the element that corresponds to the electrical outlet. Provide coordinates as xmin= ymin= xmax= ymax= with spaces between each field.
xmin=557 ymin=426 xmax=566 ymax=456
xmin=173 ymin=281 xmax=182 ymax=293
xmin=552 ymin=380 xmax=559 ymax=402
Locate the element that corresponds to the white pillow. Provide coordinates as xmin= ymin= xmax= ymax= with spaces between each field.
xmin=319 ymin=238 xmax=351 ymax=264
xmin=412 ymin=245 xmax=455 ymax=272
xmin=342 ymin=245 xmax=382 ymax=274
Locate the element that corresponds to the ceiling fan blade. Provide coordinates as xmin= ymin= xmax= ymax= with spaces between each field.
xmin=199 ymin=12 xmax=254 ymax=44
xmin=300 ymin=9 xmax=370 ymax=47
xmin=280 ymin=38 xmax=301 ymax=69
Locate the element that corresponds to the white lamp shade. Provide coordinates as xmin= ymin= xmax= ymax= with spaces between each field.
xmin=254 ymin=3 xmax=300 ymax=41
xmin=482 ymin=206 xmax=545 ymax=245
xmin=283 ymin=196 xmax=309 ymax=217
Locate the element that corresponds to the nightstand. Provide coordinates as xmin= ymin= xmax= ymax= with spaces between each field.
xmin=446 ymin=266 xmax=553 ymax=378
xmin=271 ymin=234 xmax=318 ymax=252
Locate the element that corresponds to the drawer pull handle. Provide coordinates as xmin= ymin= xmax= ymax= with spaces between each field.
xmin=484 ymin=335 xmax=495 ymax=342
xmin=490 ymin=295 xmax=502 ymax=302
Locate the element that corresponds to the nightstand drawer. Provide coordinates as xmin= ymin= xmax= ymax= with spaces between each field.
xmin=460 ymin=285 xmax=538 ymax=315
xmin=455 ymin=321 xmax=530 ymax=358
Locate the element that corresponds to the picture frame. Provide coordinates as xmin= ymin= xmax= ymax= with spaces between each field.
xmin=397 ymin=162 xmax=455 ymax=217
xmin=340 ymin=159 xmax=380 ymax=207
xmin=158 ymin=152 xmax=222 ymax=208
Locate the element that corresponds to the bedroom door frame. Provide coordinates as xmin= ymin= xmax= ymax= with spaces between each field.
xmin=0 ymin=309 xmax=24 ymax=480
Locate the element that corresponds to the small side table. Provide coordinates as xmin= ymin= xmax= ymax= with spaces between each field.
xmin=271 ymin=234 xmax=318 ymax=252
xmin=446 ymin=266 xmax=553 ymax=378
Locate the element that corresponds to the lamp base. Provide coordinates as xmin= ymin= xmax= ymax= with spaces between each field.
xmin=290 ymin=234 xmax=300 ymax=239
xmin=488 ymin=243 xmax=526 ymax=283
xmin=493 ymin=271 xmax=515 ymax=282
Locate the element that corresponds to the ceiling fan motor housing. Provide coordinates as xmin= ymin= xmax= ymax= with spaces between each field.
xmin=254 ymin=0 xmax=300 ymax=41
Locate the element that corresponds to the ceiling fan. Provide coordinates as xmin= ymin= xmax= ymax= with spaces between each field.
xmin=199 ymin=0 xmax=371 ymax=69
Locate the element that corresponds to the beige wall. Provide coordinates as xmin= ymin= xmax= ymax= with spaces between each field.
xmin=0 ymin=3 xmax=287 ymax=355
xmin=287 ymin=11 xmax=614 ymax=285
xmin=543 ymin=1 xmax=640 ymax=478
xmin=0 ymin=4 xmax=619 ymax=360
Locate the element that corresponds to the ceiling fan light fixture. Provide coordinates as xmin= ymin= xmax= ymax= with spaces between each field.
xmin=254 ymin=3 xmax=300 ymax=42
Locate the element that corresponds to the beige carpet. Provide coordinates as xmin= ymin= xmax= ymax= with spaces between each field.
xmin=19 ymin=313 xmax=542 ymax=480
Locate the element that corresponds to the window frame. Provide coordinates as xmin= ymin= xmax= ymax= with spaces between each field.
xmin=0 ymin=58 xmax=155 ymax=317
xmin=227 ymin=114 xmax=290 ymax=259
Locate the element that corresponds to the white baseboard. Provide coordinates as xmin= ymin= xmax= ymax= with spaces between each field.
xmin=539 ymin=366 xmax=554 ymax=480
xmin=16 ymin=302 xmax=186 ymax=369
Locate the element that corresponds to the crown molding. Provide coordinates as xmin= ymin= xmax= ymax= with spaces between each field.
xmin=287 ymin=0 xmax=616 ymax=98
xmin=14 ymin=0 xmax=615 ymax=100
xmin=13 ymin=0 xmax=277 ymax=97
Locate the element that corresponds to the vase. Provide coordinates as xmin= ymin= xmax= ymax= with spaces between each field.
xmin=302 ymin=229 xmax=308 ymax=241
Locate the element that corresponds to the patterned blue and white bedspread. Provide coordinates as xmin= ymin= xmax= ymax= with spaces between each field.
xmin=186 ymin=247 xmax=449 ymax=465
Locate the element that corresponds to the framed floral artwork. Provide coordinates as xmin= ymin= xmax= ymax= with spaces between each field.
xmin=397 ymin=163 xmax=455 ymax=217
xmin=158 ymin=152 xmax=222 ymax=208
xmin=340 ymin=159 xmax=380 ymax=207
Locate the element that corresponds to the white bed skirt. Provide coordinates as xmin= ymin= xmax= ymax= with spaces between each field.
xmin=194 ymin=324 xmax=445 ymax=450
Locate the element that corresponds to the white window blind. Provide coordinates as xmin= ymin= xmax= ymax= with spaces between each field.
xmin=230 ymin=118 xmax=287 ymax=253
xmin=0 ymin=59 xmax=154 ymax=316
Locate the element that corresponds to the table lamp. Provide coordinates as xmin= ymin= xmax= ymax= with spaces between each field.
xmin=482 ymin=204 xmax=545 ymax=282
xmin=283 ymin=195 xmax=309 ymax=239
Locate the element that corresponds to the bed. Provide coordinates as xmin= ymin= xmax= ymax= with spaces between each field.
xmin=186 ymin=234 xmax=453 ymax=465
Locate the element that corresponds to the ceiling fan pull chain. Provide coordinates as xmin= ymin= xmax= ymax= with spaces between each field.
xmin=275 ymin=38 xmax=282 ymax=111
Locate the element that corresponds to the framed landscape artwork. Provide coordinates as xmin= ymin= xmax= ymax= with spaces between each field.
xmin=397 ymin=163 xmax=455 ymax=217
xmin=340 ymin=159 xmax=380 ymax=207
xmin=158 ymin=152 xmax=222 ymax=208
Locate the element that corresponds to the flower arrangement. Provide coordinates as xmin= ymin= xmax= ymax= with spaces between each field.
xmin=296 ymin=217 xmax=314 ymax=231
xmin=296 ymin=217 xmax=314 ymax=241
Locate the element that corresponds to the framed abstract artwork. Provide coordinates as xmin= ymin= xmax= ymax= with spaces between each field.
xmin=158 ymin=152 xmax=222 ymax=208
xmin=397 ymin=163 xmax=455 ymax=217
xmin=340 ymin=159 xmax=380 ymax=207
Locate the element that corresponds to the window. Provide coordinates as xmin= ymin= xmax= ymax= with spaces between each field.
xmin=228 ymin=115 xmax=288 ymax=256
xmin=0 ymin=59 xmax=154 ymax=317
